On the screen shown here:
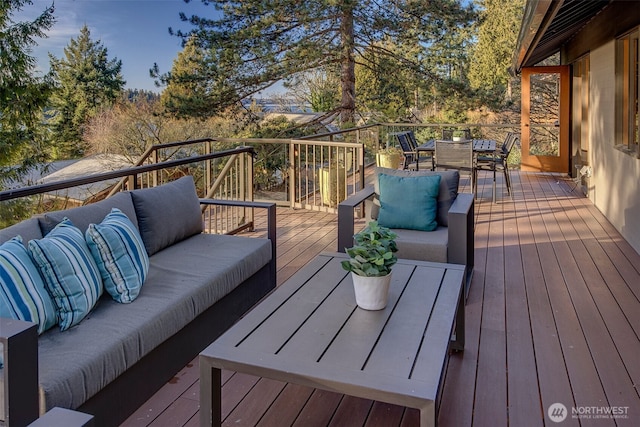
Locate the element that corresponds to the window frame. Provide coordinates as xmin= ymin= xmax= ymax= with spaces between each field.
xmin=615 ymin=28 xmax=640 ymax=158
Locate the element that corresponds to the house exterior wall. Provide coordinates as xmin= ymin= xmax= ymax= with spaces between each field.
xmin=587 ymin=42 xmax=640 ymax=254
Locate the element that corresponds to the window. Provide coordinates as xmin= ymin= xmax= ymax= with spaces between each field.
xmin=572 ymin=55 xmax=589 ymax=166
xmin=615 ymin=29 xmax=639 ymax=158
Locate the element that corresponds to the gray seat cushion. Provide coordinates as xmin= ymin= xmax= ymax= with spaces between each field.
xmin=392 ymin=226 xmax=448 ymax=263
xmin=36 ymin=233 xmax=272 ymax=411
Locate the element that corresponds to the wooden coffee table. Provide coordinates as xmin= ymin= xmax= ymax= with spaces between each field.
xmin=200 ymin=252 xmax=465 ymax=427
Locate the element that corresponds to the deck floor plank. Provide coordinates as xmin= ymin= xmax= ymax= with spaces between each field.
xmin=256 ymin=383 xmax=314 ymax=427
xmin=526 ymin=174 xmax=615 ymax=426
xmin=119 ymin=170 xmax=640 ymax=427
xmin=515 ymin=173 xmax=580 ymax=426
xmin=472 ymin=193 xmax=508 ymax=427
xmin=364 ymin=402 xmax=405 ymax=427
xmin=223 ymin=378 xmax=287 ymax=427
xmin=502 ymin=172 xmax=543 ymax=427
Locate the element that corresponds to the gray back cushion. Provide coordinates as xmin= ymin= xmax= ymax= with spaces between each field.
xmin=374 ymin=167 xmax=459 ymax=226
xmin=39 ymin=191 xmax=137 ymax=235
xmin=130 ymin=176 xmax=203 ymax=256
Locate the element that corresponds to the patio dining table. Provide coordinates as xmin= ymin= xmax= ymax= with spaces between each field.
xmin=416 ymin=139 xmax=498 ymax=202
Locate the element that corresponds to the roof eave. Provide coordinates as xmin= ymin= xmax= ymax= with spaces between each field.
xmin=512 ymin=0 xmax=562 ymax=74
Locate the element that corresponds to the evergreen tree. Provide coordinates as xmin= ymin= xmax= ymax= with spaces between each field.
xmin=156 ymin=36 xmax=227 ymax=118
xmin=355 ymin=41 xmax=422 ymax=121
xmin=160 ymin=0 xmax=476 ymax=124
xmin=0 ymin=0 xmax=55 ymax=188
xmin=468 ymin=0 xmax=525 ymax=104
xmin=49 ymin=25 xmax=125 ymax=158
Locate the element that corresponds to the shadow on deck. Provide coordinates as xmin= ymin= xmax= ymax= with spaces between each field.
xmin=121 ymin=170 xmax=640 ymax=427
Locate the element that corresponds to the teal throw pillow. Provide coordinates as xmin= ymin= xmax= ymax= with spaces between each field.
xmin=377 ymin=173 xmax=441 ymax=231
xmin=0 ymin=236 xmax=58 ymax=334
xmin=86 ymin=208 xmax=149 ymax=303
xmin=28 ymin=219 xmax=103 ymax=331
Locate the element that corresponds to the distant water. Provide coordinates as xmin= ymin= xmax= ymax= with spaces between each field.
xmin=244 ymin=98 xmax=313 ymax=113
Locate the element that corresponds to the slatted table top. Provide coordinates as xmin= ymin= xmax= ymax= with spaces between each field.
xmin=200 ymin=252 xmax=466 ymax=426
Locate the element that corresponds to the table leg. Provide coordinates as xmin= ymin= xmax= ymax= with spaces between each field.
xmin=419 ymin=401 xmax=436 ymax=427
xmin=200 ymin=361 xmax=222 ymax=426
xmin=451 ymin=285 xmax=465 ymax=352
xmin=493 ymin=162 xmax=497 ymax=203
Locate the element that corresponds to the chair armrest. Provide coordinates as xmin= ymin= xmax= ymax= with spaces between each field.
xmin=1 ymin=318 xmax=39 ymax=426
xmin=446 ymin=193 xmax=475 ymax=296
xmin=199 ymin=199 xmax=277 ymax=285
xmin=337 ymin=186 xmax=376 ymax=253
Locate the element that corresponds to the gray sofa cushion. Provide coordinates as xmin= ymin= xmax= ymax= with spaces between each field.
xmin=392 ymin=226 xmax=449 ymax=263
xmin=130 ymin=176 xmax=203 ymax=256
xmin=374 ymin=168 xmax=460 ymax=226
xmin=0 ymin=217 xmax=43 ymax=245
xmin=39 ymin=191 xmax=137 ymax=235
xmin=36 ymin=232 xmax=272 ymax=411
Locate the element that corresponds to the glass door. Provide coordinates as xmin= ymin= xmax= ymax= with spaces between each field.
xmin=521 ymin=66 xmax=570 ymax=172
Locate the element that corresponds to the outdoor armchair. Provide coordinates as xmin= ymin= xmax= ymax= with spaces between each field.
xmin=338 ymin=167 xmax=474 ymax=297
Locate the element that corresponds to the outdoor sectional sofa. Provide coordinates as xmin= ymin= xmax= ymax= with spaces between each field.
xmin=0 ymin=176 xmax=276 ymax=426
xmin=337 ymin=168 xmax=474 ymax=296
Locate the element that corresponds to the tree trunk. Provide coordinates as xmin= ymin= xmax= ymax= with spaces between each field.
xmin=339 ymin=4 xmax=356 ymax=125
xmin=505 ymin=79 xmax=513 ymax=102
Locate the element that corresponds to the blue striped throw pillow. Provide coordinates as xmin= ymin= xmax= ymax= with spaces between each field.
xmin=86 ymin=208 xmax=149 ymax=303
xmin=0 ymin=236 xmax=58 ymax=334
xmin=28 ymin=219 xmax=103 ymax=331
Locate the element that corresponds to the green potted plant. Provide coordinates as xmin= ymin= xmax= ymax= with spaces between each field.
xmin=375 ymin=146 xmax=403 ymax=169
xmin=452 ymin=129 xmax=470 ymax=141
xmin=341 ymin=221 xmax=398 ymax=310
xmin=452 ymin=130 xmax=464 ymax=141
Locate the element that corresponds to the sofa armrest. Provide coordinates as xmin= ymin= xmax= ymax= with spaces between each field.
xmin=337 ymin=186 xmax=376 ymax=253
xmin=1 ymin=318 xmax=39 ymax=426
xmin=199 ymin=199 xmax=277 ymax=285
xmin=446 ymin=193 xmax=475 ymax=296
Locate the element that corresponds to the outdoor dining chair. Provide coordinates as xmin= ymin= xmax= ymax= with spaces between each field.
xmin=434 ymin=139 xmax=475 ymax=195
xmin=392 ymin=131 xmax=418 ymax=170
xmin=406 ymin=130 xmax=434 ymax=170
xmin=475 ymin=132 xmax=519 ymax=197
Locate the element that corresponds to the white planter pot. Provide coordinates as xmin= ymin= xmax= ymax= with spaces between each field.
xmin=351 ymin=272 xmax=392 ymax=310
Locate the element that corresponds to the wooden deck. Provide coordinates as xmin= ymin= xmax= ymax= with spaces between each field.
xmin=120 ymin=170 xmax=640 ymax=427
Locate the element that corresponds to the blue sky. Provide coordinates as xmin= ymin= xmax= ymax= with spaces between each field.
xmin=17 ymin=0 xmax=221 ymax=92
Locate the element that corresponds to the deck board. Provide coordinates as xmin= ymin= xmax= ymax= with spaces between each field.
xmin=120 ymin=170 xmax=640 ymax=427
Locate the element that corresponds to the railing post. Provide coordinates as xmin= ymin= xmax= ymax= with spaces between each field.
xmin=127 ymin=174 xmax=137 ymax=190
xmin=359 ymin=143 xmax=365 ymax=192
xmin=205 ymin=141 xmax=212 ymax=196
xmin=153 ymin=150 xmax=160 ymax=187
xmin=288 ymin=141 xmax=296 ymax=209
